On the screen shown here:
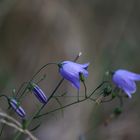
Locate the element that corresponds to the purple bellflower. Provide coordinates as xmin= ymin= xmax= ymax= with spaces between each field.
xmin=29 ymin=83 xmax=48 ymax=104
xmin=112 ymin=69 xmax=140 ymax=98
xmin=59 ymin=61 xmax=89 ymax=89
xmin=9 ymin=98 xmax=26 ymax=118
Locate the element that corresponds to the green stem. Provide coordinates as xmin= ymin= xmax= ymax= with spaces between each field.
xmin=34 ymin=81 xmax=107 ymax=119
xmin=33 ymin=78 xmax=64 ymax=119
xmin=18 ymin=63 xmax=57 ymax=100
xmin=30 ymin=63 xmax=57 ymax=81
xmin=13 ymin=131 xmax=22 ymax=140
xmin=15 ymin=82 xmax=28 ymax=98
xmin=82 ymin=81 xmax=87 ymax=98
xmin=0 ymin=95 xmax=9 ymax=101
xmin=0 ymin=124 xmax=5 ymax=137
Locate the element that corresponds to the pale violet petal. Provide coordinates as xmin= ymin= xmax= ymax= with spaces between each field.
xmin=115 ymin=69 xmax=140 ymax=81
xmin=80 ymin=63 xmax=90 ymax=69
xmin=113 ymin=70 xmax=137 ymax=97
xmin=59 ymin=61 xmax=89 ymax=89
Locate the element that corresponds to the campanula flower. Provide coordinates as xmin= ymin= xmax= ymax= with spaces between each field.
xmin=9 ymin=98 xmax=26 ymax=118
xmin=112 ymin=69 xmax=140 ymax=98
xmin=58 ymin=61 xmax=89 ymax=89
xmin=29 ymin=83 xmax=48 ymax=104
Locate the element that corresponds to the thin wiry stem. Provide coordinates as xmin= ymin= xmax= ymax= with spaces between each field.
xmin=89 ymin=81 xmax=109 ymax=98
xmin=89 ymin=98 xmax=96 ymax=102
xmin=18 ymin=63 xmax=58 ymax=100
xmin=0 ymin=95 xmax=9 ymax=101
xmin=73 ymin=52 xmax=82 ymax=62
xmin=35 ymin=98 xmax=86 ymax=118
xmin=0 ymin=124 xmax=5 ymax=137
xmin=30 ymin=63 xmax=58 ymax=81
xmin=82 ymin=81 xmax=87 ymax=98
xmin=54 ymin=95 xmax=86 ymax=98
xmin=34 ymin=81 xmax=107 ymax=119
xmin=15 ymin=82 xmax=28 ymax=98
xmin=101 ymin=98 xmax=114 ymax=103
xmin=77 ymin=90 xmax=80 ymax=101
xmin=33 ymin=78 xmax=64 ymax=118
xmin=117 ymin=94 xmax=123 ymax=107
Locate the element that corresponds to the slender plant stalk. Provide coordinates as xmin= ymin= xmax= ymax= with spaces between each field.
xmin=34 ymin=81 xmax=107 ymax=119
xmin=33 ymin=78 xmax=64 ymax=118
xmin=82 ymin=81 xmax=87 ymax=98
xmin=13 ymin=131 xmax=22 ymax=140
xmin=30 ymin=63 xmax=58 ymax=81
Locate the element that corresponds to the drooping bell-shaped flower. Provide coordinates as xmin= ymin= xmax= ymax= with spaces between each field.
xmin=58 ymin=61 xmax=89 ymax=89
xmin=9 ymin=98 xmax=26 ymax=118
xmin=112 ymin=69 xmax=140 ymax=98
xmin=29 ymin=83 xmax=48 ymax=104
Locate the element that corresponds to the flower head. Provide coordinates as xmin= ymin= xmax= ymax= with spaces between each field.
xmin=112 ymin=69 xmax=140 ymax=98
xmin=29 ymin=83 xmax=48 ymax=104
xmin=9 ymin=98 xmax=26 ymax=118
xmin=58 ymin=61 xmax=89 ymax=89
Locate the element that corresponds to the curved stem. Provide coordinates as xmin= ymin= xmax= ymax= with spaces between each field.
xmin=33 ymin=78 xmax=64 ymax=118
xmin=15 ymin=82 xmax=28 ymax=98
xmin=101 ymin=98 xmax=114 ymax=103
xmin=34 ymin=81 xmax=107 ymax=119
xmin=77 ymin=90 xmax=80 ymax=101
xmin=0 ymin=124 xmax=5 ymax=137
xmin=88 ymin=81 xmax=109 ymax=98
xmin=117 ymin=94 xmax=123 ymax=107
xmin=18 ymin=63 xmax=57 ymax=100
xmin=82 ymin=81 xmax=87 ymax=98
xmin=73 ymin=52 xmax=82 ymax=62
xmin=30 ymin=63 xmax=58 ymax=81
xmin=35 ymin=98 xmax=86 ymax=118
xmin=0 ymin=95 xmax=9 ymax=102
xmin=89 ymin=98 xmax=96 ymax=102
xmin=13 ymin=131 xmax=22 ymax=140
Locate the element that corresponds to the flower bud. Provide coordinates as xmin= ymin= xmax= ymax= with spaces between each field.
xmin=113 ymin=107 xmax=122 ymax=116
xmin=103 ymin=86 xmax=112 ymax=96
xmin=9 ymin=98 xmax=26 ymax=118
xmin=29 ymin=83 xmax=48 ymax=104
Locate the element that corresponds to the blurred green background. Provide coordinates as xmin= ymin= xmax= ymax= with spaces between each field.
xmin=0 ymin=0 xmax=140 ymax=140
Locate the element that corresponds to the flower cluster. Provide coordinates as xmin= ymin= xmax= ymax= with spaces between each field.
xmin=8 ymin=83 xmax=48 ymax=118
xmin=2 ymin=57 xmax=140 ymax=123
xmin=59 ymin=61 xmax=140 ymax=99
